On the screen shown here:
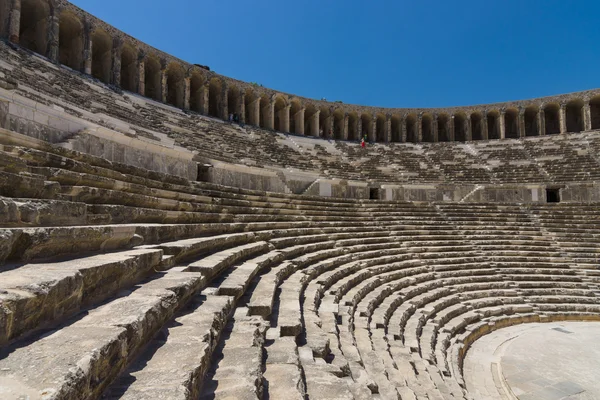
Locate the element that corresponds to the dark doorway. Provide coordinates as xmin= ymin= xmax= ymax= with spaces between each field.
xmin=546 ymin=188 xmax=560 ymax=203
xmin=370 ymin=188 xmax=380 ymax=200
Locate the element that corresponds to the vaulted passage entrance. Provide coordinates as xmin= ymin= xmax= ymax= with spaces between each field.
xmin=347 ymin=112 xmax=358 ymax=141
xmin=19 ymin=0 xmax=50 ymax=55
xmin=544 ymin=104 xmax=560 ymax=135
xmin=144 ymin=55 xmax=161 ymax=101
xmin=566 ymin=100 xmax=584 ymax=133
xmin=91 ymin=29 xmax=112 ymax=84
xmin=421 ymin=114 xmax=433 ymax=142
xmin=166 ymin=63 xmax=185 ymax=108
xmin=58 ymin=11 xmax=84 ymax=71
xmin=471 ymin=113 xmax=483 ymax=141
xmin=208 ymin=78 xmax=223 ymax=119
xmin=504 ymin=109 xmax=519 ymax=139
xmin=454 ymin=114 xmax=467 ymax=142
xmin=487 ymin=111 xmax=500 ymax=140
xmin=590 ymin=96 xmax=600 ymax=130
xmin=391 ymin=115 xmax=401 ymax=142
xmin=120 ymin=44 xmax=137 ymax=92
xmin=438 ymin=114 xmax=450 ymax=142
xmin=406 ymin=114 xmax=417 ymax=143
xmin=524 ymin=107 xmax=538 ymax=137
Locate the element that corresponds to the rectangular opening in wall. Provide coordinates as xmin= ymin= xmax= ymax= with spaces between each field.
xmin=369 ymin=188 xmax=380 ymax=200
xmin=546 ymin=188 xmax=560 ymax=203
xmin=197 ymin=163 xmax=212 ymax=182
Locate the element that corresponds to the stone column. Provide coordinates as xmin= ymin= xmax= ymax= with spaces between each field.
xmin=559 ymin=103 xmax=567 ymax=134
xmin=343 ymin=114 xmax=349 ymax=140
xmin=499 ymin=110 xmax=506 ymax=139
xmin=481 ymin=111 xmax=489 ymax=140
xmin=295 ymin=107 xmax=305 ymax=135
xmin=46 ymin=12 xmax=59 ymax=62
xmin=311 ymin=110 xmax=320 ymax=136
xmin=357 ymin=115 xmax=363 ymax=139
xmin=238 ymin=92 xmax=246 ymax=123
xmin=416 ymin=114 xmax=423 ymax=142
xmin=111 ymin=38 xmax=123 ymax=86
xmin=183 ymin=76 xmax=191 ymax=110
xmin=160 ymin=61 xmax=167 ymax=103
xmin=465 ymin=117 xmax=472 ymax=141
xmin=248 ymin=98 xmax=259 ymax=126
xmin=221 ymin=86 xmax=228 ymax=120
xmin=583 ymin=102 xmax=592 ymax=131
xmin=83 ymin=25 xmax=92 ymax=75
xmin=8 ymin=0 xmax=21 ymax=43
xmin=201 ymin=83 xmax=210 ymax=115
xmin=370 ymin=117 xmax=376 ymax=142
xmin=384 ymin=114 xmax=391 ymax=142
xmin=262 ymin=99 xmax=274 ymax=129
xmin=137 ymin=57 xmax=145 ymax=96
xmin=448 ymin=116 xmax=455 ymax=141
xmin=538 ymin=108 xmax=545 ymax=136
xmin=431 ymin=114 xmax=438 ymax=142
xmin=400 ymin=117 xmax=407 ymax=143
xmin=280 ymin=105 xmax=291 ymax=132
xmin=518 ymin=108 xmax=526 ymax=138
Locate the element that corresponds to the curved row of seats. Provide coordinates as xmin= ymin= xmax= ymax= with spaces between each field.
xmin=1 ymin=135 xmax=600 ymax=399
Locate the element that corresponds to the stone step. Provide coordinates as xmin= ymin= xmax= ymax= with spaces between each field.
xmin=199 ymin=307 xmax=268 ymax=399
xmin=0 ymin=224 xmax=143 ymax=264
xmin=105 ymin=293 xmax=235 ymax=400
xmin=0 ymin=197 xmax=88 ymax=227
xmin=0 ymin=248 xmax=163 ymax=347
xmin=0 ymin=269 xmax=205 ymax=400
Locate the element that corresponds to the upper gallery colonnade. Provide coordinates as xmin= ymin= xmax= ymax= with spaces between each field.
xmin=2 ymin=0 xmax=600 ymax=143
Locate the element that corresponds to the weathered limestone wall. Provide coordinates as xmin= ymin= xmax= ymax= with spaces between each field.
xmin=0 ymin=88 xmax=198 ymax=181
xmin=205 ymin=161 xmax=290 ymax=193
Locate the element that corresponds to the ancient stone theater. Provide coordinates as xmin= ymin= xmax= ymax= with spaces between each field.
xmin=1 ymin=1 xmax=600 ymax=399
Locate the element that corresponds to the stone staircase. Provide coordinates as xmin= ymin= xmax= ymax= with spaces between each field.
xmin=2 ymin=135 xmax=600 ymax=399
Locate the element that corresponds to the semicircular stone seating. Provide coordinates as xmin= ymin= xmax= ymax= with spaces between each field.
xmin=1 ymin=131 xmax=600 ymax=400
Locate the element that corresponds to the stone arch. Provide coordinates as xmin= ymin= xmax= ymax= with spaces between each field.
xmin=319 ymin=107 xmax=332 ymax=138
xmin=243 ymin=89 xmax=259 ymax=125
xmin=304 ymin=104 xmax=318 ymax=136
xmin=189 ymin=70 xmax=207 ymax=114
xmin=406 ymin=114 xmax=417 ymax=143
xmin=544 ymin=103 xmax=560 ymax=135
xmin=119 ymin=43 xmax=137 ymax=92
xmin=259 ymin=94 xmax=272 ymax=129
xmin=165 ymin=62 xmax=185 ymax=108
xmin=437 ymin=114 xmax=450 ymax=142
xmin=590 ymin=96 xmax=600 ymax=130
xmin=348 ymin=112 xmax=359 ymax=141
xmin=421 ymin=113 xmax=433 ymax=142
xmin=58 ymin=11 xmax=84 ymax=71
xmin=390 ymin=115 xmax=401 ymax=142
xmin=274 ymin=96 xmax=288 ymax=132
xmin=227 ymin=85 xmax=241 ymax=120
xmin=470 ymin=112 xmax=483 ymax=141
xmin=487 ymin=110 xmax=500 ymax=139
xmin=566 ymin=99 xmax=584 ymax=133
xmin=144 ymin=54 xmax=161 ymax=101
xmin=90 ymin=28 xmax=112 ymax=83
xmin=454 ymin=113 xmax=467 ymax=142
xmin=504 ymin=108 xmax=519 ymax=139
xmin=289 ymin=100 xmax=303 ymax=134
xmin=333 ymin=109 xmax=345 ymax=140
xmin=361 ymin=113 xmax=373 ymax=141
xmin=19 ymin=0 xmax=50 ymax=54
xmin=209 ymin=77 xmax=224 ymax=119
xmin=376 ymin=113 xmax=386 ymax=142
xmin=524 ymin=106 xmax=538 ymax=137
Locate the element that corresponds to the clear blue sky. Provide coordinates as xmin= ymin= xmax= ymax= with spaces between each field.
xmin=70 ymin=0 xmax=599 ymax=108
